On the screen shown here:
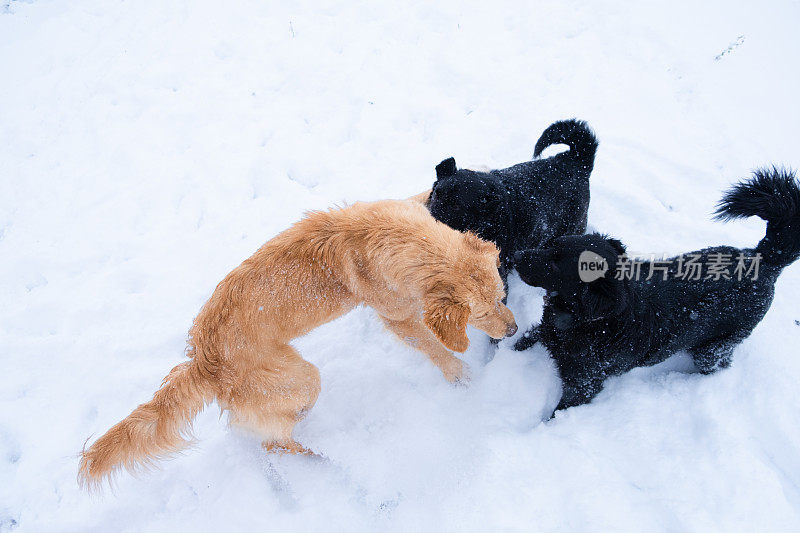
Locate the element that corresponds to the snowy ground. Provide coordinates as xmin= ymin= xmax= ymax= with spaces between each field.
xmin=2 ymin=0 xmax=800 ymax=531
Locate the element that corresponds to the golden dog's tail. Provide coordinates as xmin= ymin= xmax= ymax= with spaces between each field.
xmin=78 ymin=359 xmax=213 ymax=488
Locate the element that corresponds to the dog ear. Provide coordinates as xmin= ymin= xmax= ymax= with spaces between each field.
xmin=435 ymin=157 xmax=457 ymax=180
xmin=423 ymin=296 xmax=471 ymax=352
xmin=585 ymin=277 xmax=628 ymax=319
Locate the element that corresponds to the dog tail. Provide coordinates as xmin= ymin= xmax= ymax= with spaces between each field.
xmin=533 ymin=119 xmax=598 ymax=171
xmin=78 ymin=358 xmax=213 ymax=489
xmin=714 ymin=166 xmax=800 ymax=269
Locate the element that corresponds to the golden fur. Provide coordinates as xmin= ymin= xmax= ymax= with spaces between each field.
xmin=78 ymin=199 xmax=516 ymax=487
xmin=408 ymin=189 xmax=431 ymax=205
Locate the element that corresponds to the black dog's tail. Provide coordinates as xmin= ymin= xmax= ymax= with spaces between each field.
xmin=533 ymin=119 xmax=598 ymax=172
xmin=714 ymin=167 xmax=800 ymax=269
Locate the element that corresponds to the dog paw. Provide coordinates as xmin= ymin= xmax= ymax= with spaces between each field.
xmin=442 ymin=359 xmax=471 ymax=385
xmin=263 ymin=440 xmax=317 ymax=456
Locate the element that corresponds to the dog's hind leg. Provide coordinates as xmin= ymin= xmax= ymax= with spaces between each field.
xmin=380 ymin=315 xmax=470 ymax=383
xmin=689 ymin=331 xmax=749 ymax=374
xmin=224 ymin=343 xmax=321 ymax=455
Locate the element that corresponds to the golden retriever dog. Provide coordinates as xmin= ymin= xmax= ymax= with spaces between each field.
xmin=78 ymin=199 xmax=517 ymax=487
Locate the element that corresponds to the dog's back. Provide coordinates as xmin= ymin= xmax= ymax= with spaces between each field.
xmin=193 ymin=200 xmax=458 ymax=344
xmin=501 ymin=119 xmax=598 ymax=246
xmin=428 ymin=119 xmax=598 ymax=267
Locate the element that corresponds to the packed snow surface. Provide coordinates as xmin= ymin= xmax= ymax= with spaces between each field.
xmin=2 ymin=1 xmax=800 ymax=531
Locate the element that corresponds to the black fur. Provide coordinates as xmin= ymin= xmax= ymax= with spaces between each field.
xmin=533 ymin=118 xmax=598 ymax=171
xmin=513 ymin=168 xmax=800 ymax=413
xmin=714 ymin=166 xmax=800 ymax=268
xmin=427 ymin=119 xmax=598 ymax=272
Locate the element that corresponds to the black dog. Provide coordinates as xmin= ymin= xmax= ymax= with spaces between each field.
xmin=427 ymin=119 xmax=598 ymax=276
xmin=513 ymin=168 xmax=800 ymax=412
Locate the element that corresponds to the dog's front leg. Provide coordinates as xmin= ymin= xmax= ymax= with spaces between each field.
xmin=513 ymin=325 xmax=540 ymax=351
xmin=556 ymin=375 xmax=604 ymax=411
xmin=380 ymin=315 xmax=470 ymax=383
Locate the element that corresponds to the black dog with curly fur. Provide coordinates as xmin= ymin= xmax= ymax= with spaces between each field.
xmin=513 ymin=168 xmax=800 ymax=413
xmin=427 ymin=119 xmax=598 ymax=278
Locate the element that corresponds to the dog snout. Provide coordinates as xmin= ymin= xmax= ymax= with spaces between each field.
xmin=506 ymin=322 xmax=518 ymax=337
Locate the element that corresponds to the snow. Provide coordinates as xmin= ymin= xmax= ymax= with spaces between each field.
xmin=2 ymin=0 xmax=800 ymax=530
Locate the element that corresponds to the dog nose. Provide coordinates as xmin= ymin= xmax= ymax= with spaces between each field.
xmin=506 ymin=322 xmax=518 ymax=337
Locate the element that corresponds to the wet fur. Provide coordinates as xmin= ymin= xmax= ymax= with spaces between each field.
xmin=425 ymin=119 xmax=598 ymax=273
xmin=79 ymin=199 xmax=516 ymax=487
xmin=514 ymin=168 xmax=800 ymax=414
